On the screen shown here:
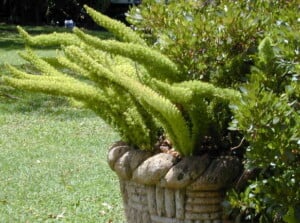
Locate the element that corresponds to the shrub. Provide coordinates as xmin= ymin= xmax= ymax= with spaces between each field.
xmin=229 ymin=35 xmax=299 ymax=223
xmin=128 ymin=1 xmax=299 ymax=221
xmin=128 ymin=0 xmax=287 ymax=83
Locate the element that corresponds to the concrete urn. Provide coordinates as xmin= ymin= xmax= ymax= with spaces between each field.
xmin=108 ymin=141 xmax=241 ymax=223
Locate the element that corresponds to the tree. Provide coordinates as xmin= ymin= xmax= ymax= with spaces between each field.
xmin=0 ymin=0 xmax=48 ymax=24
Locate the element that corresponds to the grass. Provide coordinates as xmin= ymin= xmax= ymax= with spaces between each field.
xmin=0 ymin=24 xmax=126 ymax=222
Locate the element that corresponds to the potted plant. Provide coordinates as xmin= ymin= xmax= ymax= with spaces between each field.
xmin=2 ymin=1 xmax=298 ymax=222
xmin=1 ymin=5 xmax=242 ymax=222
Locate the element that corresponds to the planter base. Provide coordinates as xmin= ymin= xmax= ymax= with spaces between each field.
xmin=120 ymin=180 xmax=224 ymax=223
xmin=108 ymin=142 xmax=241 ymax=223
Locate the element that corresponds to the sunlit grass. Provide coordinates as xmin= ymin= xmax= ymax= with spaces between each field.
xmin=0 ymin=24 xmax=125 ymax=222
xmin=0 ymin=107 xmax=125 ymax=222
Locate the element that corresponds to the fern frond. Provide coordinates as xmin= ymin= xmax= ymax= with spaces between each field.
xmin=150 ymin=79 xmax=240 ymax=104
xmin=5 ymin=63 xmax=154 ymax=148
xmin=149 ymin=78 xmax=211 ymax=149
xmin=17 ymin=26 xmax=79 ymax=47
xmin=149 ymin=79 xmax=193 ymax=103
xmin=3 ymin=75 xmax=105 ymax=103
xmin=149 ymin=79 xmax=240 ymax=149
xmin=5 ymin=64 xmax=32 ymax=79
xmin=136 ymin=85 xmax=193 ymax=155
xmin=79 ymin=45 xmax=140 ymax=80
xmin=4 ymin=8 xmax=246 ymax=156
xmin=58 ymin=50 xmax=157 ymax=148
xmin=84 ymin=5 xmax=145 ymax=46
xmin=6 ymin=64 xmax=79 ymax=87
xmin=19 ymin=48 xmax=68 ymax=77
xmin=63 ymin=45 xmax=193 ymax=155
xmin=73 ymin=28 xmax=181 ymax=82
xmin=187 ymin=100 xmax=210 ymax=149
xmin=57 ymin=56 xmax=89 ymax=77
xmin=176 ymin=80 xmax=241 ymax=102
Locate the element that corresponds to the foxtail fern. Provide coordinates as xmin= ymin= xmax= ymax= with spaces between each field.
xmin=2 ymin=5 xmax=240 ymax=156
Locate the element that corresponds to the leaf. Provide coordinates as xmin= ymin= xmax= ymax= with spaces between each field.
xmin=283 ymin=206 xmax=298 ymax=223
xmin=272 ymin=117 xmax=280 ymax=125
xmin=239 ymin=86 xmax=248 ymax=94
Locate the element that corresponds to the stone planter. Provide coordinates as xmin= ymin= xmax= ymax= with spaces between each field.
xmin=108 ymin=142 xmax=241 ymax=223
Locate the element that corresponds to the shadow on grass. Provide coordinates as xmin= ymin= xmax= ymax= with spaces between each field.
xmin=0 ymin=88 xmax=68 ymax=112
xmin=0 ymin=28 xmax=24 ymax=50
xmin=0 ymin=89 xmax=96 ymax=121
xmin=0 ymin=65 xmax=80 ymax=117
xmin=1 ymin=66 xmax=92 ymax=119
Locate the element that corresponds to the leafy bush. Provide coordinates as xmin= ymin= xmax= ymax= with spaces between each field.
xmin=128 ymin=0 xmax=300 ymax=221
xmin=128 ymin=0 xmax=292 ymax=84
xmin=229 ymin=35 xmax=299 ymax=223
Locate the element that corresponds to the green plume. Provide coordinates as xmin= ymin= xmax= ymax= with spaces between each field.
xmin=17 ymin=26 xmax=79 ymax=47
xmin=84 ymin=5 xmax=146 ymax=46
xmin=2 ymin=6 xmax=242 ymax=156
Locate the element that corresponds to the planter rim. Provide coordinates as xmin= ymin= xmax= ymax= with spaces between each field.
xmin=108 ymin=141 xmax=242 ymax=190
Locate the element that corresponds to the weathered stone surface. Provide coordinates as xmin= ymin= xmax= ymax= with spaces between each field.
xmin=185 ymin=212 xmax=222 ymax=220
xmin=114 ymin=149 xmax=153 ymax=180
xmin=114 ymin=151 xmax=132 ymax=180
xmin=119 ymin=180 xmax=129 ymax=205
xmin=164 ymin=188 xmax=176 ymax=218
xmin=156 ymin=186 xmax=165 ymax=216
xmin=160 ymin=154 xmax=210 ymax=189
xmin=110 ymin=146 xmax=242 ymax=223
xmin=132 ymin=153 xmax=177 ymax=185
xmin=187 ymin=196 xmax=223 ymax=205
xmin=147 ymin=186 xmax=157 ymax=215
xmin=128 ymin=150 xmax=153 ymax=171
xmin=188 ymin=156 xmax=241 ymax=191
xmin=107 ymin=141 xmax=131 ymax=170
xmin=185 ymin=203 xmax=222 ymax=213
xmin=175 ymin=189 xmax=185 ymax=220
xmin=186 ymin=190 xmax=222 ymax=198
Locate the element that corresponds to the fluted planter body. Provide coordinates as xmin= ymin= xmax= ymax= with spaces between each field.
xmin=108 ymin=142 xmax=241 ymax=223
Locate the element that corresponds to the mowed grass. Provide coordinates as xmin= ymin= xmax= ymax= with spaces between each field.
xmin=0 ymin=24 xmax=126 ymax=222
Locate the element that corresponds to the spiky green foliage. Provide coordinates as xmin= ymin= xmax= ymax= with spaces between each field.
xmin=2 ymin=5 xmax=240 ymax=156
xmin=84 ymin=6 xmax=146 ymax=46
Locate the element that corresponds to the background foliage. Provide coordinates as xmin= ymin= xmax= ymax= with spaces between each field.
xmin=0 ymin=0 xmax=111 ymax=26
xmin=128 ymin=0 xmax=299 ymax=222
xmin=229 ymin=30 xmax=299 ymax=223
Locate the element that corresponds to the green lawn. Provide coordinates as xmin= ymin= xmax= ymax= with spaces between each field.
xmin=0 ymin=24 xmax=126 ymax=222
